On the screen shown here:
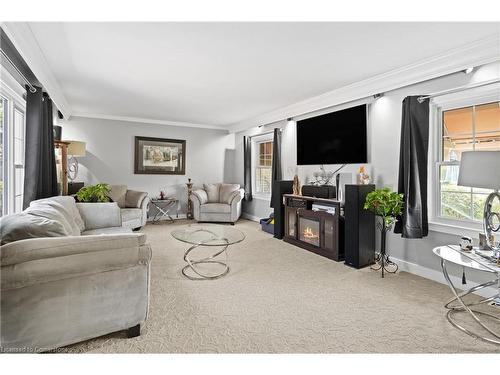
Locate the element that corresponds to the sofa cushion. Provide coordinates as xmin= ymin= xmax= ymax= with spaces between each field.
xmin=220 ymin=183 xmax=240 ymax=204
xmin=200 ymin=203 xmax=231 ymax=214
xmin=31 ymin=196 xmax=84 ymax=232
xmin=121 ymin=208 xmax=143 ymax=223
xmin=0 ymin=212 xmax=69 ymax=245
xmin=203 ymin=183 xmax=220 ymax=203
xmin=81 ymin=227 xmax=133 ymax=235
xmin=108 ymin=185 xmax=128 ymax=208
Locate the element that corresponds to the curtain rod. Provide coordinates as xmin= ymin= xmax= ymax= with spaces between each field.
xmin=417 ymin=78 xmax=500 ymax=103
xmin=0 ymin=48 xmax=37 ymax=93
xmin=249 ymin=128 xmax=282 ymax=138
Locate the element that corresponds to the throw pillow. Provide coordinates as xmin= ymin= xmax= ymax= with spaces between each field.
xmin=28 ymin=195 xmax=85 ymax=236
xmin=26 ymin=202 xmax=78 ymax=236
xmin=0 ymin=212 xmax=68 ymax=245
xmin=108 ymin=185 xmax=128 ymax=208
xmin=204 ymin=183 xmax=221 ymax=203
xmin=125 ymin=190 xmax=148 ymax=208
xmin=220 ymin=183 xmax=240 ymax=204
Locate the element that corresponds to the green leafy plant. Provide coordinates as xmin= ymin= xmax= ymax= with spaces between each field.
xmin=75 ymin=183 xmax=111 ymax=203
xmin=364 ymin=188 xmax=404 ymax=230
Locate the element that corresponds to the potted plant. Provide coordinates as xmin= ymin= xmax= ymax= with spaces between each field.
xmin=75 ymin=183 xmax=111 ymax=203
xmin=364 ymin=187 xmax=404 ymax=278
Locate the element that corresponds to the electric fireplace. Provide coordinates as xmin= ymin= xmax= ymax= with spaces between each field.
xmin=283 ymin=194 xmax=343 ymax=261
xmin=299 ymin=217 xmax=320 ymax=247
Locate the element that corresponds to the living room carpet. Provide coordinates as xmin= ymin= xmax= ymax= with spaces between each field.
xmin=64 ymin=219 xmax=500 ymax=353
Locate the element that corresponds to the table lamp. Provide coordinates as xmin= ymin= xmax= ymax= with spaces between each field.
xmin=457 ymin=151 xmax=500 ymax=252
xmin=66 ymin=140 xmax=86 ymax=181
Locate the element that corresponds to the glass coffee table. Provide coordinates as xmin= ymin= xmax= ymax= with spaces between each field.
xmin=171 ymin=224 xmax=245 ymax=280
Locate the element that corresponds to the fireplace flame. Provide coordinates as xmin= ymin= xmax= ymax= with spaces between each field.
xmin=303 ymin=227 xmax=319 ymax=239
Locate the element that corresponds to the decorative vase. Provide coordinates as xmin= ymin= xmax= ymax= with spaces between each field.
xmin=292 ymin=175 xmax=301 ymax=195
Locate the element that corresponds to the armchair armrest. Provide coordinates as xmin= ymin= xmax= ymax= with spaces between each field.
xmin=191 ymin=189 xmax=208 ymax=205
xmin=126 ymin=190 xmax=148 ymax=208
xmin=229 ymin=188 xmax=245 ymax=205
xmin=1 ymin=234 xmax=151 ymax=290
xmin=76 ymin=202 xmax=122 ymax=230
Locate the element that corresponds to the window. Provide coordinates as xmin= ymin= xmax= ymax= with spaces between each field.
xmin=437 ymin=101 xmax=500 ymax=223
xmin=13 ymin=108 xmax=25 ymax=212
xmin=1 ymin=71 xmax=26 ymax=216
xmin=254 ymin=139 xmax=273 ymax=195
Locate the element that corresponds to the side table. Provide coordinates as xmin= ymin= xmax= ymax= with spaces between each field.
xmin=149 ymin=198 xmax=179 ymax=224
xmin=433 ymin=245 xmax=500 ymax=345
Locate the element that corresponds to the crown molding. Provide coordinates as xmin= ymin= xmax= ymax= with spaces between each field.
xmin=1 ymin=22 xmax=73 ymax=118
xmin=228 ymin=33 xmax=500 ymax=133
xmin=72 ymin=113 xmax=229 ymax=132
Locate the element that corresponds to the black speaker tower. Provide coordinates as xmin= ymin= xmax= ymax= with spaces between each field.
xmin=272 ymin=180 xmax=293 ymax=239
xmin=344 ymin=184 xmax=375 ymax=268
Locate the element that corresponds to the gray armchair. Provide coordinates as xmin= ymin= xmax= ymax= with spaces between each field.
xmin=108 ymin=185 xmax=149 ymax=229
xmin=191 ymin=183 xmax=244 ymax=224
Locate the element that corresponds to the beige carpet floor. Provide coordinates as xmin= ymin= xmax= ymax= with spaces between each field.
xmin=64 ymin=219 xmax=500 ymax=353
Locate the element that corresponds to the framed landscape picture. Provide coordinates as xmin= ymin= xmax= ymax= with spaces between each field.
xmin=134 ymin=136 xmax=186 ymax=175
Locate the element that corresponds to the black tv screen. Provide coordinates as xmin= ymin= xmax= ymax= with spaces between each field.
xmin=296 ymin=104 xmax=367 ymax=165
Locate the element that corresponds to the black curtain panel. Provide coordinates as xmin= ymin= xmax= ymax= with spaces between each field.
xmin=394 ymin=96 xmax=430 ymax=238
xmin=23 ymin=88 xmax=58 ymax=208
xmin=243 ymin=135 xmax=253 ymax=201
xmin=270 ymin=128 xmax=282 ymax=208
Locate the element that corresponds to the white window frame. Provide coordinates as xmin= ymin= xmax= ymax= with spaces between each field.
xmin=429 ymin=85 xmax=500 ymax=237
xmin=251 ymin=133 xmax=274 ymax=199
xmin=1 ymin=67 xmax=27 ymax=215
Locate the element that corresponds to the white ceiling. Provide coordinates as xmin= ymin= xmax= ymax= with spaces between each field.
xmin=27 ymin=22 xmax=500 ymax=128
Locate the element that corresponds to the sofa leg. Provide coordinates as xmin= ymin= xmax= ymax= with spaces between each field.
xmin=127 ymin=324 xmax=141 ymax=338
xmin=230 ymin=222 xmax=235 ymax=225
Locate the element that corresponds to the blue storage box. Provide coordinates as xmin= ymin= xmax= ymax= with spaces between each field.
xmin=260 ymin=218 xmax=274 ymax=235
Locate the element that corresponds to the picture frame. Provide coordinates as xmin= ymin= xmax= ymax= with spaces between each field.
xmin=134 ymin=136 xmax=186 ymax=175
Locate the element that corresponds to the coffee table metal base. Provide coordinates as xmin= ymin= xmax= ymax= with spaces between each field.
xmin=181 ymin=232 xmax=230 ymax=280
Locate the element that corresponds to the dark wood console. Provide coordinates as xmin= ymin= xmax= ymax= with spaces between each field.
xmin=283 ymin=194 xmax=344 ymax=261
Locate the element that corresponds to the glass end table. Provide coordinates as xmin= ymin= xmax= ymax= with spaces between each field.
xmin=149 ymin=198 xmax=178 ymax=224
xmin=433 ymin=245 xmax=500 ymax=346
xmin=171 ymin=224 xmax=245 ymax=280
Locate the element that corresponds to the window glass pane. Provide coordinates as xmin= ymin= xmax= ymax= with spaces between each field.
xmin=472 ymin=193 xmax=490 ymax=222
xmin=442 ymin=106 xmax=473 ymax=161
xmin=474 ymin=102 xmax=500 ymax=151
xmin=441 ymin=191 xmax=472 ymax=220
xmin=440 ymin=165 xmax=472 ymax=220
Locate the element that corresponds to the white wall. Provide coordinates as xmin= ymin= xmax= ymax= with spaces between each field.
xmin=233 ymin=61 xmax=500 ymax=285
xmin=59 ymin=117 xmax=235 ymax=215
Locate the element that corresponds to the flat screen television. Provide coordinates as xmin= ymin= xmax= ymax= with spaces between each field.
xmin=296 ymin=104 xmax=367 ymax=165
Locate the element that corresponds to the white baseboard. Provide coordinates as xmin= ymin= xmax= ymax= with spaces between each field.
xmin=391 ymin=256 xmax=498 ymax=298
xmin=241 ymin=213 xmax=260 ymax=222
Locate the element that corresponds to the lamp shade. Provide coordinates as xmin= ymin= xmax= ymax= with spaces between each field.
xmin=66 ymin=140 xmax=86 ymax=157
xmin=457 ymin=151 xmax=500 ymax=190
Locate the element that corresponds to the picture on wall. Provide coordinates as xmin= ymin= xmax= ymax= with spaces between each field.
xmin=134 ymin=136 xmax=186 ymax=175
